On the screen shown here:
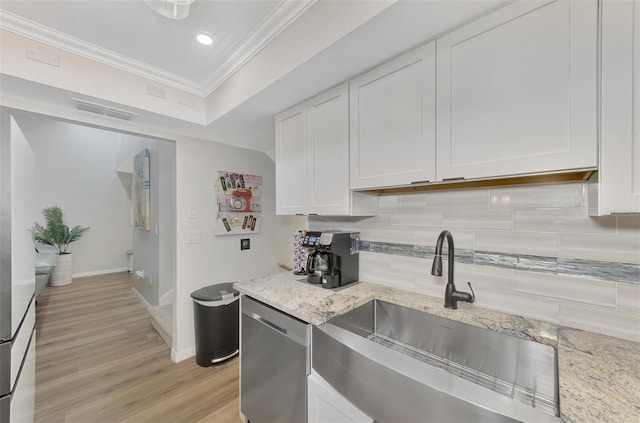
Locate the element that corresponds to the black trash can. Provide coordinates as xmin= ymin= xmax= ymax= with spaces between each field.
xmin=191 ymin=282 xmax=240 ymax=367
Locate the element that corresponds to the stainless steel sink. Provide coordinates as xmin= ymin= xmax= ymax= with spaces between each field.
xmin=312 ymin=300 xmax=560 ymax=422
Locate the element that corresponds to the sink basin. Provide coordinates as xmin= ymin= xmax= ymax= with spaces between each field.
xmin=312 ymin=300 xmax=560 ymax=422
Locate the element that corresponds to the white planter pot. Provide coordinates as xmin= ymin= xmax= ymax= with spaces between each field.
xmin=49 ymin=254 xmax=72 ymax=286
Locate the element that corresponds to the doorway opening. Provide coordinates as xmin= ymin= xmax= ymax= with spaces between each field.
xmin=12 ymin=109 xmax=177 ymax=349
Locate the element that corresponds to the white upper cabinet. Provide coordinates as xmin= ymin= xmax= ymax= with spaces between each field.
xmin=590 ymin=0 xmax=640 ymax=215
xmin=349 ymin=43 xmax=436 ymax=189
xmin=276 ymin=84 xmax=374 ymax=215
xmin=307 ymin=85 xmax=351 ymax=214
xmin=436 ymin=0 xmax=598 ymax=181
xmin=275 ymin=104 xmax=308 ymax=215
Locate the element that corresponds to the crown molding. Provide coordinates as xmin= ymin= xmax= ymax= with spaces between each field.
xmin=200 ymin=0 xmax=316 ymax=96
xmin=0 ymin=2 xmax=315 ymax=99
xmin=0 ymin=11 xmax=204 ymax=96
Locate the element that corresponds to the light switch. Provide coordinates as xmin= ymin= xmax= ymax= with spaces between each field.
xmin=188 ymin=206 xmax=198 ymax=218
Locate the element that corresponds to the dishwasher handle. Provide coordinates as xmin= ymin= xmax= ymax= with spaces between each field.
xmin=241 ymin=296 xmax=310 ymax=346
xmin=249 ymin=312 xmax=288 ymax=335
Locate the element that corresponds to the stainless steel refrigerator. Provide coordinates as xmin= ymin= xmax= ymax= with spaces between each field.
xmin=0 ymin=110 xmax=37 ymax=422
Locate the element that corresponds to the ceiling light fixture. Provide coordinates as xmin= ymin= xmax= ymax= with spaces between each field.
xmin=196 ymin=32 xmax=214 ymax=46
xmin=145 ymin=0 xmax=195 ymax=20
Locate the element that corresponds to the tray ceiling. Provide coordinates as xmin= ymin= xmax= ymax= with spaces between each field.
xmin=0 ymin=0 xmax=512 ymax=152
xmin=0 ymin=0 xmax=312 ymax=95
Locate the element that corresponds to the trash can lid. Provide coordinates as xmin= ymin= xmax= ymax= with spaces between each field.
xmin=191 ymin=282 xmax=239 ymax=302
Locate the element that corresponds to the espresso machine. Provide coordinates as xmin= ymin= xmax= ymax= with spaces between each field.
xmin=302 ymin=231 xmax=360 ymax=289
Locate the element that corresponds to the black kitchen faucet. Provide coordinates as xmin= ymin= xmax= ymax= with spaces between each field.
xmin=431 ymin=230 xmax=475 ymax=309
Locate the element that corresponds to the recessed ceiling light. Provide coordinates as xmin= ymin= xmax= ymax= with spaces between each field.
xmin=196 ymin=32 xmax=214 ymax=46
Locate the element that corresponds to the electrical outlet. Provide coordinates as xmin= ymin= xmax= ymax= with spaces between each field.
xmin=241 ymin=238 xmax=250 ymax=250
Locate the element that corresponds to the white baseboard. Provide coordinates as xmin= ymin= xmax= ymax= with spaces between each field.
xmin=73 ymin=267 xmax=129 ymax=278
xmin=159 ymin=289 xmax=174 ymax=306
xmin=131 ymin=287 xmax=152 ymax=309
xmin=171 ymin=346 xmax=195 ymax=363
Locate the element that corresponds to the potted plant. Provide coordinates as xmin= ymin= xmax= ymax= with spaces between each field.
xmin=34 ymin=206 xmax=90 ymax=286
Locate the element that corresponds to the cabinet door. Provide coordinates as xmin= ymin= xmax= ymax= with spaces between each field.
xmin=308 ymin=373 xmax=374 ymax=423
xmin=9 ymin=331 xmax=35 ymax=423
xmin=593 ymin=0 xmax=640 ymax=215
xmin=308 ymin=84 xmax=350 ymax=214
xmin=350 ymin=43 xmax=436 ymax=189
xmin=275 ymin=105 xmax=308 ymax=215
xmin=436 ymin=0 xmax=598 ymax=180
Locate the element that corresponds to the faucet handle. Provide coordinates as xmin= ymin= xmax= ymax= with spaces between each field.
xmin=467 ymin=282 xmax=475 ymax=303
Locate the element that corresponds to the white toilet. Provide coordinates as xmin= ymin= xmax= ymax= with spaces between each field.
xmin=35 ymin=244 xmax=58 ymax=300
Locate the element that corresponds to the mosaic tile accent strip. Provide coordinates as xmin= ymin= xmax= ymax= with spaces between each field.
xmin=474 ymin=251 xmax=557 ymax=273
xmin=557 ymin=259 xmax=640 ymax=284
xmin=369 ymin=241 xmax=414 ymax=257
xmin=358 ymin=240 xmax=640 ymax=285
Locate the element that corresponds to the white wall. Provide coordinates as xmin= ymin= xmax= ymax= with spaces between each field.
xmin=15 ymin=113 xmax=132 ymax=276
xmin=173 ymin=136 xmax=297 ymax=361
xmin=115 ymin=133 xmax=176 ymax=308
xmin=157 ymin=139 xmax=176 ymax=305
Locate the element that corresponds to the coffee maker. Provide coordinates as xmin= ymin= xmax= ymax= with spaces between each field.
xmin=302 ymin=231 xmax=359 ymax=289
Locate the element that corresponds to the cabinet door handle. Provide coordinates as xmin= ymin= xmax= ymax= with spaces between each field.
xmin=442 ymin=177 xmax=465 ymax=182
xmin=410 ymin=180 xmax=430 ymax=184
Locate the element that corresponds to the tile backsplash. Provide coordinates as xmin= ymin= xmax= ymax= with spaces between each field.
xmin=310 ymin=183 xmax=640 ymax=342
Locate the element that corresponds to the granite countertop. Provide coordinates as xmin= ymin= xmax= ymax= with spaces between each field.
xmin=234 ymin=271 xmax=640 ymax=423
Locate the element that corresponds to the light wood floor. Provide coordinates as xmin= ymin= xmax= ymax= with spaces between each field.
xmin=35 ymin=272 xmax=240 ymax=423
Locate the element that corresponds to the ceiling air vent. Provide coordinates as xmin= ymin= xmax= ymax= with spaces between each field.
xmin=72 ymin=98 xmax=137 ymax=121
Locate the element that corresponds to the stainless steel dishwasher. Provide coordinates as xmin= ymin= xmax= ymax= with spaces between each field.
xmin=241 ymin=296 xmax=310 ymax=423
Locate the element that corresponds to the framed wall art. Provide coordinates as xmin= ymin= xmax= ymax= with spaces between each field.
xmin=133 ymin=148 xmax=150 ymax=230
